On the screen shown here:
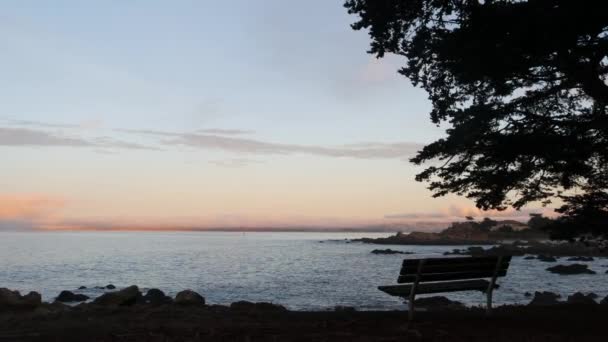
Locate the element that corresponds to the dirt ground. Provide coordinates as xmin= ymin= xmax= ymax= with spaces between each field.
xmin=1 ymin=303 xmax=607 ymax=341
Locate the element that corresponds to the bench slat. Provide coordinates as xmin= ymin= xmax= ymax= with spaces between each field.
xmin=400 ymin=261 xmax=510 ymax=275
xmin=397 ymin=269 xmax=507 ymax=283
xmin=379 ymin=279 xmax=494 ymax=297
xmin=401 ymin=256 xmax=512 ymax=268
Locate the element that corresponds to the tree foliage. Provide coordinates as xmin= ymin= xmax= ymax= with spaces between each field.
xmin=346 ymin=0 xmax=608 ymax=238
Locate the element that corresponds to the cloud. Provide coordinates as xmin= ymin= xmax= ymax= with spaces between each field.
xmin=0 ymin=127 xmax=94 ymax=147
xmin=122 ymin=129 xmax=423 ymax=160
xmin=0 ymin=194 xmax=66 ymax=230
xmin=196 ymin=128 xmax=253 ymax=135
xmin=0 ymin=127 xmax=154 ymax=150
xmin=209 ymin=158 xmax=264 ymax=168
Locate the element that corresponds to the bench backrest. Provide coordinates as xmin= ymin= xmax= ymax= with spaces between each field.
xmin=397 ymin=256 xmax=512 ymax=283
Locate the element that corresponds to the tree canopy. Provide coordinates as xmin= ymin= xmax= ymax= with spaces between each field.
xmin=345 ymin=0 xmax=608 ymax=239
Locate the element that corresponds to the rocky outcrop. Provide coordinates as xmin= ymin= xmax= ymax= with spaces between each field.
xmin=528 ymin=291 xmax=561 ymax=306
xmin=143 ymin=289 xmax=172 ymax=305
xmin=601 ymin=296 xmax=608 ymax=305
xmin=370 ymin=249 xmax=413 ymax=255
xmin=567 ymin=292 xmax=597 ymax=305
xmin=546 ymin=264 xmax=596 ymax=275
xmin=174 ymin=290 xmax=205 ymax=305
xmin=55 ymin=291 xmax=89 ymax=303
xmin=93 ymin=285 xmax=142 ymax=306
xmin=414 ymin=296 xmax=464 ymax=310
xmin=105 ymin=284 xmax=116 ymax=290
xmin=230 ymin=301 xmax=286 ymax=312
xmin=0 ymin=288 xmax=41 ymax=310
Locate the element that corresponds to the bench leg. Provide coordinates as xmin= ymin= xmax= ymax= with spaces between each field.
xmin=486 ymin=290 xmax=493 ymax=315
xmin=408 ymin=296 xmax=415 ymax=320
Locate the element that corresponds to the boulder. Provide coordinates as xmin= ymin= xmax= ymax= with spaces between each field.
xmin=105 ymin=284 xmax=116 ymax=290
xmin=78 ymin=286 xmax=87 ymax=290
xmin=528 ymin=291 xmax=561 ymax=306
xmin=143 ymin=288 xmax=172 ymax=305
xmin=546 ymin=264 xmax=596 ymax=275
xmin=567 ymin=256 xmax=594 ymax=262
xmin=414 ymin=296 xmax=464 ymax=310
xmin=537 ymin=255 xmax=557 ymax=262
xmin=174 ymin=290 xmax=205 ymax=305
xmin=93 ymin=285 xmax=142 ymax=306
xmin=230 ymin=301 xmax=286 ymax=312
xmin=567 ymin=292 xmax=597 ymax=305
xmin=370 ymin=249 xmax=413 ymax=255
xmin=55 ymin=290 xmax=89 ymax=303
xmin=0 ymin=288 xmax=41 ymax=310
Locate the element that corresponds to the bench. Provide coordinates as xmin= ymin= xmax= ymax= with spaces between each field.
xmin=379 ymin=255 xmax=512 ymax=319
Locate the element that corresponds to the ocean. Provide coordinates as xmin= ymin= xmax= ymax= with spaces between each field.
xmin=1 ymin=231 xmax=606 ymax=310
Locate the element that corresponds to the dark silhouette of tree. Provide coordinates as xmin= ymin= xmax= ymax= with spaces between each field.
xmin=345 ymin=0 xmax=608 ymax=238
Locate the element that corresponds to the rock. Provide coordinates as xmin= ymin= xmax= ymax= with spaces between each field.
xmin=230 ymin=301 xmax=286 ymax=312
xmin=174 ymin=290 xmax=205 ymax=305
xmin=414 ymin=296 xmax=464 ymax=310
xmin=524 ymin=292 xmax=532 ymax=297
xmin=0 ymin=288 xmax=42 ymax=310
xmin=567 ymin=256 xmax=594 ymax=261
xmin=537 ymin=255 xmax=557 ymax=262
xmin=370 ymin=249 xmax=413 ymax=255
xmin=467 ymin=247 xmax=486 ymax=256
xmin=524 ymin=256 xmax=536 ymax=260
xmin=601 ymin=296 xmax=608 ymax=305
xmin=78 ymin=286 xmax=87 ymax=290
xmin=93 ymin=285 xmax=142 ymax=306
xmin=105 ymin=284 xmax=116 ymax=290
xmin=55 ymin=290 xmax=89 ymax=303
xmin=528 ymin=291 xmax=561 ymax=306
xmin=546 ymin=264 xmax=596 ymax=275
xmin=334 ymin=306 xmax=356 ymax=312
xmin=143 ymin=289 xmax=172 ymax=305
xmin=567 ymin=292 xmax=597 ymax=305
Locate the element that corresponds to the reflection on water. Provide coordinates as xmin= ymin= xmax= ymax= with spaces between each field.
xmin=1 ymin=231 xmax=606 ymax=310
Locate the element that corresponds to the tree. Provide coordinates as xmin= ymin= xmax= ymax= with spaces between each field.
xmin=345 ymin=0 xmax=608 ymax=238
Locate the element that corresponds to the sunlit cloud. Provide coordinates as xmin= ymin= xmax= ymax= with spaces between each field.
xmin=0 ymin=194 xmax=66 ymax=230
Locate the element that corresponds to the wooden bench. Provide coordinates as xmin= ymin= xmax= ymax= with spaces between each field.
xmin=379 ymin=255 xmax=512 ymax=319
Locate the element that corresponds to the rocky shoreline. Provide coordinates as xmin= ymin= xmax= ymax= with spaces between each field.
xmin=2 ymin=286 xmax=608 ymax=341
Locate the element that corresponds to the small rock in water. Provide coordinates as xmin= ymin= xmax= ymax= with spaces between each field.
xmin=528 ymin=291 xmax=561 ymax=306
xmin=567 ymin=292 xmax=597 ymax=305
xmin=370 ymin=249 xmax=412 ymax=255
xmin=537 ymin=255 xmax=557 ymax=262
xmin=524 ymin=256 xmax=536 ymax=260
xmin=105 ymin=284 xmax=116 ymax=289
xmin=78 ymin=286 xmax=87 ymax=290
xmin=567 ymin=256 xmax=594 ymax=262
xmin=55 ymin=290 xmax=89 ymax=303
xmin=93 ymin=285 xmax=142 ymax=306
xmin=175 ymin=290 xmax=205 ymax=305
xmin=524 ymin=292 xmax=532 ymax=297
xmin=546 ymin=264 xmax=596 ymax=275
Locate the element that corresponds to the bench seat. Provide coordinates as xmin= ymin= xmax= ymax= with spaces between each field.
xmin=379 ymin=279 xmax=496 ymax=297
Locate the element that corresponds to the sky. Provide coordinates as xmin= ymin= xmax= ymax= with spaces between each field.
xmin=0 ymin=0 xmax=550 ymax=231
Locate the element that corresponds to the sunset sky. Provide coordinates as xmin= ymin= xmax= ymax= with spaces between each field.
xmin=0 ymin=0 xmax=550 ymax=230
